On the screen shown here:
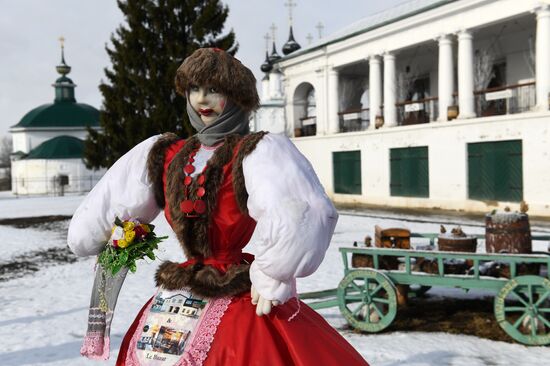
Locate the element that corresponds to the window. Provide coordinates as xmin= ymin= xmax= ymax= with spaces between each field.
xmin=390 ymin=146 xmax=429 ymax=197
xmin=333 ymin=151 xmax=361 ymax=194
xmin=468 ymin=140 xmax=522 ymax=202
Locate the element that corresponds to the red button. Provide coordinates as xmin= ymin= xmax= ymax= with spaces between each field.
xmin=194 ymin=200 xmax=206 ymax=214
xmin=184 ymin=165 xmax=195 ymax=174
xmin=184 ymin=176 xmax=192 ymax=186
xmin=197 ymin=187 xmax=206 ymax=197
xmin=180 ymin=200 xmax=194 ymax=213
xmin=197 ymin=175 xmax=205 ymax=185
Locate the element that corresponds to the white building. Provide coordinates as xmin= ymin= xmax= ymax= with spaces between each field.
xmin=9 ymin=45 xmax=105 ymax=195
xmin=256 ymin=0 xmax=550 ymax=217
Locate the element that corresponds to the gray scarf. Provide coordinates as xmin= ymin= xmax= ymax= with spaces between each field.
xmin=187 ymin=98 xmax=250 ymax=146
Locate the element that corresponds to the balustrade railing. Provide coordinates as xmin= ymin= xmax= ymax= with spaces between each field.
xmin=338 ymin=108 xmax=369 ymax=132
xmin=474 ymin=81 xmax=536 ymax=117
xmin=396 ymin=97 xmax=439 ymax=126
xmin=295 ymin=116 xmax=317 ymax=137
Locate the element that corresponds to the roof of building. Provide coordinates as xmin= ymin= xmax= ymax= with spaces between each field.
xmin=11 ymin=43 xmax=100 ymax=129
xmin=279 ymin=0 xmax=456 ymax=61
xmin=13 ymin=102 xmax=100 ymax=129
xmin=25 ymin=135 xmax=84 ymax=159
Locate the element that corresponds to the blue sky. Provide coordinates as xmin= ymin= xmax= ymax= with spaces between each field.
xmin=0 ymin=0 xmax=405 ymax=137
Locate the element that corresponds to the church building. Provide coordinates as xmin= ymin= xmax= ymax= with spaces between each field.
xmin=9 ymin=42 xmax=105 ymax=195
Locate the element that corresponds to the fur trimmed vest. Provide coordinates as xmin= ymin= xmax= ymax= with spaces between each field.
xmin=147 ymin=131 xmax=268 ymax=298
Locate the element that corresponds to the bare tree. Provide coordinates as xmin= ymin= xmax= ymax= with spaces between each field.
xmin=0 ymin=136 xmax=12 ymax=190
xmin=474 ymin=49 xmax=495 ymax=114
xmin=0 ymin=136 xmax=12 ymax=167
xmin=474 ymin=49 xmax=495 ymax=91
xmin=396 ymin=66 xmax=419 ymax=101
xmin=524 ymin=35 xmax=535 ymax=78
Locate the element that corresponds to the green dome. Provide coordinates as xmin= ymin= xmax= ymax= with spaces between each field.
xmin=13 ymin=102 xmax=99 ymax=128
xmin=25 ymin=135 xmax=84 ymax=159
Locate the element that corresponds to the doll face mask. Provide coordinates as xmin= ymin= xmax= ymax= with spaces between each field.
xmin=188 ymin=85 xmax=227 ymax=126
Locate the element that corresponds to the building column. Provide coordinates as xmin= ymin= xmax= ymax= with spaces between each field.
xmin=327 ymin=68 xmax=340 ymax=134
xmin=536 ymin=5 xmax=550 ymax=111
xmin=383 ymin=52 xmax=397 ymax=127
xmin=314 ymin=69 xmax=326 ymax=135
xmin=437 ymin=34 xmax=454 ymax=121
xmin=369 ymin=55 xmax=382 ymax=129
xmin=457 ymin=30 xmax=476 ymax=119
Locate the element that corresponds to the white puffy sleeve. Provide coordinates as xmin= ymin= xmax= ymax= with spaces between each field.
xmin=67 ymin=135 xmax=162 ymax=257
xmin=244 ymin=133 xmax=339 ymax=304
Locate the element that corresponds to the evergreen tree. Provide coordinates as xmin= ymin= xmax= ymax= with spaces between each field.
xmin=85 ymin=0 xmax=237 ymax=169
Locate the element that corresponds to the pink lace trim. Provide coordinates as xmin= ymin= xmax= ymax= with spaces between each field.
xmin=80 ymin=332 xmax=110 ymax=360
xmin=126 ymin=296 xmax=232 ymax=366
xmin=179 ymin=296 xmax=231 ymax=366
xmin=287 ymin=297 xmax=301 ymax=322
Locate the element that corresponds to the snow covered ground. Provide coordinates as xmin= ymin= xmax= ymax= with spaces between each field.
xmin=0 ymin=192 xmax=549 ymax=365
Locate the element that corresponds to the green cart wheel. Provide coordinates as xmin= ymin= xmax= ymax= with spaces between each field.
xmin=494 ymin=275 xmax=550 ymax=345
xmin=337 ymin=269 xmax=397 ymax=332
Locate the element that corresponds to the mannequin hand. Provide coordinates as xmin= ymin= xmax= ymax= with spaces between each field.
xmin=251 ymin=285 xmax=280 ymax=316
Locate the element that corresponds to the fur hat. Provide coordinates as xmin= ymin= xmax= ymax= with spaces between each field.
xmin=175 ymin=48 xmax=260 ymax=112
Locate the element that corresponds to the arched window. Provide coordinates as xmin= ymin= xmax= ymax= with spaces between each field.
xmin=293 ymin=82 xmax=317 ymax=137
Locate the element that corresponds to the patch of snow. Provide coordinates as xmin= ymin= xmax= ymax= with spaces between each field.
xmin=0 ymin=195 xmax=549 ymax=365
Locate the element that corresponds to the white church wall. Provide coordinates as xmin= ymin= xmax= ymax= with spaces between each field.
xmin=292 ymin=112 xmax=550 ymax=216
xmin=12 ymin=158 xmax=105 ymax=196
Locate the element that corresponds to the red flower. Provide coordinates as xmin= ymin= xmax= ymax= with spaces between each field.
xmin=134 ymin=225 xmax=146 ymax=239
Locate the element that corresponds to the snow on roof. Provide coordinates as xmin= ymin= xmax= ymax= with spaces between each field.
xmin=281 ymin=0 xmax=456 ymax=61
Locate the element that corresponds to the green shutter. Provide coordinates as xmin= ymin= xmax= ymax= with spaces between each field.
xmin=467 ymin=140 xmax=522 ymax=202
xmin=390 ymin=149 xmax=403 ymax=196
xmin=390 ymin=146 xmax=429 ymax=198
xmin=333 ymin=151 xmax=361 ymax=194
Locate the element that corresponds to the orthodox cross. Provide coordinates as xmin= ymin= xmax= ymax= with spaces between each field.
xmin=270 ymin=23 xmax=277 ymax=44
xmin=284 ymin=0 xmax=297 ymax=26
xmin=306 ymin=33 xmax=313 ymax=45
xmin=264 ymin=33 xmax=271 ymax=52
xmin=316 ymin=22 xmax=324 ymax=39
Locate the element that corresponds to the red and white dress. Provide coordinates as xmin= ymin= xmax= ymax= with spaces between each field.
xmin=68 ymin=132 xmax=369 ymax=366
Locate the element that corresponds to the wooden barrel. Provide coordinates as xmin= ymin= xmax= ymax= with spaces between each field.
xmin=374 ymin=226 xmax=410 ymax=249
xmin=437 ymin=234 xmax=477 ymax=253
xmin=485 ymin=213 xmax=532 ymax=254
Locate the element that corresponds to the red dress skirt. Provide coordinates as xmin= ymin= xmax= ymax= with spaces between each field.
xmin=116 ymin=291 xmax=368 ymax=366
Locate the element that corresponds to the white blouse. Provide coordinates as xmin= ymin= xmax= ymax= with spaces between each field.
xmin=67 ymin=133 xmax=338 ymax=304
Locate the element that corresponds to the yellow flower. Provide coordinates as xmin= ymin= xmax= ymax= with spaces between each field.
xmin=125 ymin=230 xmax=136 ymax=244
xmin=118 ymin=239 xmax=129 ymax=248
xmin=123 ymin=221 xmax=135 ymax=232
xmin=141 ymin=224 xmax=151 ymax=233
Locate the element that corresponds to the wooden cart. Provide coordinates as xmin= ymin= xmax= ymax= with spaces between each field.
xmin=299 ymin=233 xmax=550 ymax=346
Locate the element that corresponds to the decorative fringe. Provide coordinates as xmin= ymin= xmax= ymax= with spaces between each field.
xmin=80 ymin=332 xmax=110 ymax=360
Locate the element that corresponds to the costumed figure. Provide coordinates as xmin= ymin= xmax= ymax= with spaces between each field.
xmin=68 ymin=47 xmax=369 ymax=366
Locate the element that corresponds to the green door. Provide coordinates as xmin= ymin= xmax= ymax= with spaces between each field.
xmin=390 ymin=146 xmax=429 ymax=197
xmin=333 ymin=151 xmax=361 ymax=194
xmin=468 ymin=140 xmax=523 ymax=202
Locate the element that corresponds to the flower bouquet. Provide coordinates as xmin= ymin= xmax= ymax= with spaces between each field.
xmin=98 ymin=217 xmax=168 ymax=276
xmin=81 ymin=217 xmax=168 ymax=360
